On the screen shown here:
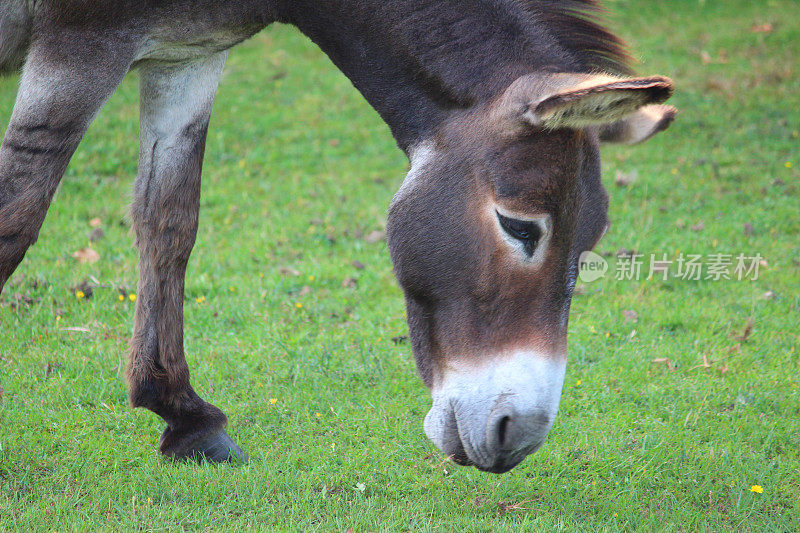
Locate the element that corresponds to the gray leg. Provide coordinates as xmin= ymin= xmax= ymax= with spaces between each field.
xmin=127 ymin=53 xmax=246 ymax=463
xmin=0 ymin=35 xmax=134 ymax=289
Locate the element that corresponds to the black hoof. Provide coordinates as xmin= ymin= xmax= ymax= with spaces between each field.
xmin=160 ymin=427 xmax=249 ymax=464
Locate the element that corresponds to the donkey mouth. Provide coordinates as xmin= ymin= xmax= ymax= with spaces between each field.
xmin=433 ymin=412 xmax=531 ymax=474
xmin=426 ymin=403 xmax=542 ymax=473
xmin=423 ymin=351 xmax=566 ymax=473
xmin=423 ymin=396 xmax=532 ymax=474
xmin=447 ymin=440 xmax=474 ymax=468
xmin=448 ymin=444 xmax=525 ymax=475
xmin=423 ymin=399 xmax=477 ymax=468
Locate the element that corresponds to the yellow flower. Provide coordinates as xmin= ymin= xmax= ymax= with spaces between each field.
xmin=613 ymin=513 xmax=618 ymax=518
xmin=128 ymin=293 xmax=136 ymax=302
xmin=308 ymin=275 xmax=315 ymax=282
xmin=195 ymin=296 xmax=205 ymax=303
xmin=118 ymin=294 xmax=125 ymax=302
xmin=315 ymin=412 xmax=322 ymax=418
xmin=269 ymin=398 xmax=277 ymax=404
xmin=750 ymin=485 xmax=763 ymax=494
xmin=671 ymin=168 xmax=678 ymax=175
xmin=576 ymin=379 xmax=582 ymax=386
xmin=785 ymin=161 xmax=793 ymax=168
xmin=76 ymin=290 xmax=85 ymax=299
xmin=295 ymin=302 xmax=303 ymax=309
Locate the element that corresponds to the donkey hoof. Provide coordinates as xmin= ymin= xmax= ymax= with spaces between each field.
xmin=161 ymin=427 xmax=249 ymax=464
xmin=191 ymin=429 xmax=249 ymax=464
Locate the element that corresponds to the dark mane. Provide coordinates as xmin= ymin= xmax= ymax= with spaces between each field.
xmin=371 ymin=0 xmax=633 ymax=108
xmin=521 ymin=0 xmax=633 ymax=75
xmin=277 ymin=0 xmax=635 ymax=146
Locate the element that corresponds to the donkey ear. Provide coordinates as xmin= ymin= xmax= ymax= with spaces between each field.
xmin=498 ymin=73 xmax=674 ymax=131
xmin=598 ymin=104 xmax=677 ymax=144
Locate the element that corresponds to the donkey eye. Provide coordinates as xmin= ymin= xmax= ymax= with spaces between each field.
xmin=496 ymin=211 xmax=541 ymax=257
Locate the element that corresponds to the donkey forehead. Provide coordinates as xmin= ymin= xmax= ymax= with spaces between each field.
xmin=487 ymin=129 xmax=587 ymax=205
xmin=419 ymin=125 xmax=591 ymax=211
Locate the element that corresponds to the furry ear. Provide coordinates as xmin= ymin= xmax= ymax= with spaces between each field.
xmin=496 ymin=73 xmax=674 ymax=131
xmin=599 ymin=104 xmax=677 ymax=144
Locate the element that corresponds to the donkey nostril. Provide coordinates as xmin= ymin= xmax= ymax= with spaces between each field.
xmin=496 ymin=416 xmax=511 ymax=447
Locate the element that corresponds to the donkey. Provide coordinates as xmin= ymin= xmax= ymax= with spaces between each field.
xmin=0 ymin=0 xmax=675 ymax=473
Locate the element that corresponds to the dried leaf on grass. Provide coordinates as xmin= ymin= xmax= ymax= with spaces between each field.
xmin=700 ymin=50 xmax=728 ymax=64
xmin=497 ymin=499 xmax=540 ymax=514
xmin=750 ymin=23 xmax=773 ymax=33
xmin=365 ymin=230 xmax=385 ymax=244
xmin=89 ymin=228 xmax=105 ymax=241
xmin=690 ymin=222 xmax=705 ymax=232
xmin=60 ymin=327 xmax=90 ymax=333
xmin=733 ymin=318 xmax=754 ymax=342
xmin=622 ymin=310 xmax=638 ymax=323
xmin=614 ymin=170 xmax=637 ymax=187
xmin=72 ymin=248 xmax=100 ymax=264
xmin=43 ymin=362 xmax=61 ymax=376
xmin=8 ymin=293 xmax=36 ymax=310
xmin=689 ymin=353 xmax=715 ymax=371
xmin=653 ymin=357 xmax=675 ymax=370
xmin=297 ymin=285 xmax=312 ymax=297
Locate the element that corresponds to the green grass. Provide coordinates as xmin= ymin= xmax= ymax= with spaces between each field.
xmin=1 ymin=0 xmax=798 ymax=530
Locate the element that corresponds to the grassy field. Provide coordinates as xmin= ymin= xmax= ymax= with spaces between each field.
xmin=1 ymin=0 xmax=798 ymax=530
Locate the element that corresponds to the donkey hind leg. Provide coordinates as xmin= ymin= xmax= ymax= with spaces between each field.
xmin=0 ymin=39 xmax=132 ymax=291
xmin=128 ymin=52 xmax=247 ymax=463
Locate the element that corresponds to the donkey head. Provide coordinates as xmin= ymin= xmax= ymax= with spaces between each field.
xmin=387 ymin=72 xmax=675 ymax=473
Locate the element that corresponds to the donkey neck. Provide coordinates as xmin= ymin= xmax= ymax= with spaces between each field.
xmin=275 ymin=0 xmax=582 ymax=152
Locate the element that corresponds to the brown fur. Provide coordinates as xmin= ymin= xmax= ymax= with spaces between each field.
xmin=388 ymin=109 xmax=605 ymax=386
xmin=0 ymin=0 xmax=674 ymax=466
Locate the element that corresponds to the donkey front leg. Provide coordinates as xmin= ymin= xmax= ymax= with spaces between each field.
xmin=128 ymin=53 xmax=247 ymax=463
xmin=0 ymin=37 xmax=133 ymax=290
